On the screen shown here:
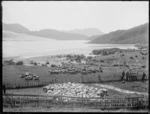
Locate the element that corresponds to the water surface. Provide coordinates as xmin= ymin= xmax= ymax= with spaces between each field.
xmin=3 ymin=39 xmax=137 ymax=59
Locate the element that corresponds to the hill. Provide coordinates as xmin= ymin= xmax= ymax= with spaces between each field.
xmin=30 ymin=29 xmax=88 ymax=40
xmin=87 ymin=34 xmax=103 ymax=40
xmin=3 ymin=31 xmax=56 ymax=41
xmin=89 ymin=23 xmax=149 ymax=44
xmin=3 ymin=23 xmax=88 ymax=40
xmin=64 ymin=28 xmax=103 ymax=37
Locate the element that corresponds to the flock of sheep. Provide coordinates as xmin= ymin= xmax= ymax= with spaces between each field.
xmin=20 ymin=72 xmax=39 ymax=80
xmin=43 ymin=82 xmax=108 ymax=101
xmin=49 ymin=65 xmax=103 ymax=74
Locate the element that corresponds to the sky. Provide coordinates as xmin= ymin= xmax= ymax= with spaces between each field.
xmin=2 ymin=1 xmax=149 ymax=33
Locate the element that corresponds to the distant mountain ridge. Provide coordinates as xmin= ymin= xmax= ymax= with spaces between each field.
xmin=3 ymin=30 xmax=57 ymax=41
xmin=64 ymin=28 xmax=104 ymax=37
xmin=89 ymin=23 xmax=149 ymax=44
xmin=3 ymin=23 xmax=88 ymax=40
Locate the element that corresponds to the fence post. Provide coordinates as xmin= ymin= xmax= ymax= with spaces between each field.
xmin=61 ymin=94 xmax=62 ymax=108
xmin=11 ymin=92 xmax=13 ymax=99
xmin=11 ymin=92 xmax=14 ymax=107
xmin=125 ymin=96 xmax=128 ymax=109
xmin=38 ymin=93 xmax=39 ymax=107
xmin=82 ymin=94 xmax=83 ymax=109
xmin=46 ymin=94 xmax=48 ymax=108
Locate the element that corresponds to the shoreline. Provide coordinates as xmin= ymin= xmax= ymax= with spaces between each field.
xmin=3 ymin=45 xmax=139 ymax=61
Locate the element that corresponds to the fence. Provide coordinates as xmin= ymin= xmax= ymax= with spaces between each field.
xmin=3 ymin=93 xmax=148 ymax=110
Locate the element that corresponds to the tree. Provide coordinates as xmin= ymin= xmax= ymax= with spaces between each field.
xmin=46 ymin=61 xmax=49 ymax=64
xmin=16 ymin=61 xmax=23 ymax=65
xmin=34 ymin=62 xmax=37 ymax=66
xmin=98 ymin=75 xmax=102 ymax=83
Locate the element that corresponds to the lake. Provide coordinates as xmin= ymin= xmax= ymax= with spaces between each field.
xmin=3 ymin=39 xmax=137 ymax=59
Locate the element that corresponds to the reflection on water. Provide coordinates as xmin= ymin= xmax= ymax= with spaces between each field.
xmin=3 ymin=40 xmax=137 ymax=58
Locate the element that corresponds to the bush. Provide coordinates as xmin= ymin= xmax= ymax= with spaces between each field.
xmin=121 ymin=54 xmax=125 ymax=56
xmin=93 ymin=59 xmax=97 ymax=62
xmin=4 ymin=59 xmax=15 ymax=65
xmin=51 ymin=64 xmax=57 ymax=67
xmin=87 ymin=56 xmax=92 ymax=59
xmin=66 ymin=54 xmax=72 ymax=58
xmin=130 ymin=57 xmax=133 ymax=59
xmin=142 ymin=57 xmax=145 ymax=60
xmin=16 ymin=61 xmax=23 ymax=65
xmin=46 ymin=61 xmax=49 ymax=64
xmin=114 ymin=64 xmax=119 ymax=66
xmin=30 ymin=60 xmax=34 ymax=64
xmin=100 ymin=60 xmax=104 ymax=62
xmin=135 ymin=55 xmax=138 ymax=58
xmin=34 ymin=62 xmax=37 ymax=66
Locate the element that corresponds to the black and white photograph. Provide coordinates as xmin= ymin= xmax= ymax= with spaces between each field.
xmin=2 ymin=1 xmax=149 ymax=112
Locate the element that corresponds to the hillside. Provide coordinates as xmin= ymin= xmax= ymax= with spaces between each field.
xmin=30 ymin=29 xmax=88 ymax=40
xmin=65 ymin=28 xmax=104 ymax=37
xmin=89 ymin=23 xmax=149 ymax=44
xmin=3 ymin=31 xmax=56 ymax=41
xmin=87 ymin=34 xmax=103 ymax=40
xmin=3 ymin=23 xmax=88 ymax=40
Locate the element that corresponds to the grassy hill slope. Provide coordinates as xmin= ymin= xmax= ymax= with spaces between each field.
xmin=89 ymin=23 xmax=148 ymax=44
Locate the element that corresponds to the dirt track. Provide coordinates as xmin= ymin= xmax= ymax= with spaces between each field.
xmin=94 ymin=84 xmax=148 ymax=96
xmin=3 ymin=107 xmax=148 ymax=112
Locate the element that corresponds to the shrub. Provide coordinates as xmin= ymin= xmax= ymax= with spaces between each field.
xmin=16 ymin=61 xmax=23 ymax=65
xmin=100 ymin=60 xmax=104 ymax=62
xmin=66 ymin=54 xmax=72 ymax=58
xmin=130 ymin=57 xmax=133 ymax=59
xmin=121 ymin=54 xmax=125 ymax=56
xmin=34 ymin=62 xmax=37 ymax=66
xmin=135 ymin=55 xmax=138 ymax=58
xmin=4 ymin=59 xmax=15 ymax=65
xmin=87 ymin=56 xmax=92 ymax=59
xmin=30 ymin=60 xmax=34 ymax=64
xmin=51 ymin=64 xmax=57 ymax=67
xmin=142 ymin=57 xmax=145 ymax=60
xmin=93 ymin=59 xmax=97 ymax=62
xmin=46 ymin=61 xmax=49 ymax=64
xmin=114 ymin=64 xmax=119 ymax=66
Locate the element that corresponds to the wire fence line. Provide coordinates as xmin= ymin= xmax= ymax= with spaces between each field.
xmin=3 ymin=93 xmax=148 ymax=110
xmin=4 ymin=79 xmax=148 ymax=90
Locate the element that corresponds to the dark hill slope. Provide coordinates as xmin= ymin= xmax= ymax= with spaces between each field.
xmin=65 ymin=28 xmax=104 ymax=37
xmin=89 ymin=23 xmax=148 ymax=44
xmin=3 ymin=23 xmax=88 ymax=40
xmin=3 ymin=23 xmax=30 ymax=34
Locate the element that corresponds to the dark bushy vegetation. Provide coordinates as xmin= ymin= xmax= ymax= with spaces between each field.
xmin=16 ymin=61 xmax=24 ymax=65
xmin=34 ymin=62 xmax=37 ymax=66
xmin=66 ymin=54 xmax=86 ymax=63
xmin=130 ymin=57 xmax=133 ymax=59
xmin=142 ymin=57 xmax=145 ymax=60
xmin=87 ymin=56 xmax=92 ymax=59
xmin=51 ymin=64 xmax=57 ymax=67
xmin=4 ymin=59 xmax=15 ymax=65
xmin=30 ymin=60 xmax=34 ymax=64
xmin=121 ymin=54 xmax=125 ymax=56
xmin=92 ymin=48 xmax=121 ymax=55
xmin=100 ymin=60 xmax=104 ymax=62
xmin=46 ymin=61 xmax=49 ymax=64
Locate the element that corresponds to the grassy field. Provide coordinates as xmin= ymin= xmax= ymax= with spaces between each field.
xmin=3 ymin=106 xmax=148 ymax=112
xmin=3 ymin=49 xmax=148 ymax=96
xmin=3 ymin=63 xmax=147 ymax=84
xmin=3 ymin=64 xmax=145 ymax=87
